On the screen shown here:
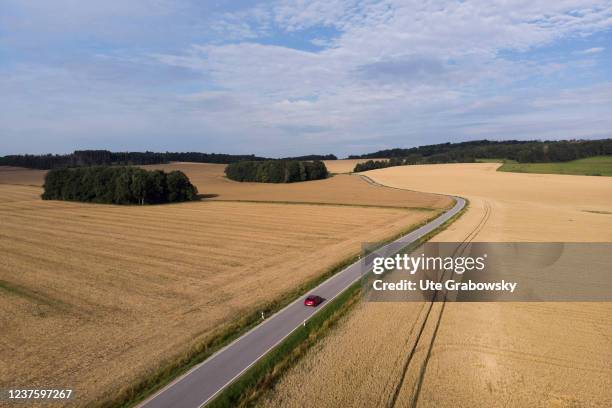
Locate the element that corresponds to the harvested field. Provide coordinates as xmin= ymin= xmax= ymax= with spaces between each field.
xmin=144 ymin=163 xmax=449 ymax=209
xmin=0 ymin=164 xmax=451 ymax=210
xmin=262 ymin=163 xmax=612 ymax=407
xmin=322 ymin=159 xmax=387 ymax=174
xmin=365 ymin=162 xmax=612 ymax=242
xmin=0 ymin=170 xmax=440 ymax=406
xmin=259 ymin=302 xmax=427 ymax=408
xmin=0 ymin=166 xmax=47 ymax=186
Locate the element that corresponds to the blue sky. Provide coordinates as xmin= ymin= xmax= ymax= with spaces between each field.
xmin=1 ymin=0 xmax=611 ymax=157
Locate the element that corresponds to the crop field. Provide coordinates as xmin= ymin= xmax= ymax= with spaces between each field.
xmin=262 ymin=163 xmax=612 ymax=407
xmin=1 ymin=163 xmax=451 ymax=210
xmin=0 ymin=166 xmax=48 ymax=186
xmin=143 ymin=162 xmax=448 ymax=209
xmin=0 ymin=166 xmax=447 ymax=407
xmin=498 ymin=155 xmax=612 ymax=177
xmin=366 ymin=162 xmax=612 ymax=241
xmin=322 ymin=159 xmax=387 ymax=174
xmin=259 ymin=301 xmax=428 ymax=408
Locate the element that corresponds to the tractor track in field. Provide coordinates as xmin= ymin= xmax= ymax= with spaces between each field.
xmin=389 ymin=200 xmax=492 ymax=408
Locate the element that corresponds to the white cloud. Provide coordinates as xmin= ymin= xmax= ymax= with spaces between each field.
xmin=1 ymin=0 xmax=612 ymax=156
xmin=578 ymin=46 xmax=605 ymax=54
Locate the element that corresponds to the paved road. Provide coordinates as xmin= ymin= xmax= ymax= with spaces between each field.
xmin=139 ymin=197 xmax=466 ymax=408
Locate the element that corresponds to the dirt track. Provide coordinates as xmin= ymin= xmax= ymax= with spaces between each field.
xmin=262 ymin=163 xmax=612 ymax=408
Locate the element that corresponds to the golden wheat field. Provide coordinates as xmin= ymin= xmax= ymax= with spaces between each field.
xmin=1 ymin=163 xmax=451 ymax=210
xmin=143 ymin=162 xmax=449 ymax=209
xmin=0 ymin=166 xmax=48 ymax=186
xmin=262 ymin=163 xmax=612 ymax=408
xmin=0 ymin=165 xmax=446 ymax=407
xmin=322 ymin=159 xmax=387 ymax=174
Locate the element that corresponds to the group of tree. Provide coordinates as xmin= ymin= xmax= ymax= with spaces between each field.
xmin=225 ymin=160 xmax=328 ymax=183
xmin=354 ymin=157 xmax=405 ymax=172
xmin=42 ymin=166 xmax=198 ymax=205
xmin=350 ymin=138 xmax=612 ymax=172
xmin=280 ymin=154 xmax=337 ymax=160
xmin=0 ymin=150 xmax=338 ymax=170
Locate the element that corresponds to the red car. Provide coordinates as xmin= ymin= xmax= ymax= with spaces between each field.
xmin=304 ymin=295 xmax=324 ymax=307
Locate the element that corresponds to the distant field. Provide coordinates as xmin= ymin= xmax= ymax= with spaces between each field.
xmin=144 ymin=162 xmax=451 ymax=209
xmin=496 ymin=156 xmax=612 ymax=176
xmin=0 ymin=166 xmax=48 ymax=185
xmin=0 ymin=165 xmax=446 ymax=407
xmin=0 ymin=163 xmax=451 ymax=210
xmin=323 ymin=158 xmax=388 ymax=174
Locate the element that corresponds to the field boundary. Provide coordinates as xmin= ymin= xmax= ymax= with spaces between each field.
xmin=356 ymin=174 xmax=455 ymax=210
xmin=474 ymin=156 xmax=612 ymax=177
xmin=497 ymin=156 xmax=612 ymax=177
xmin=208 ymin=198 xmax=440 ymax=212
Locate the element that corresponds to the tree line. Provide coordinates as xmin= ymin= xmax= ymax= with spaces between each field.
xmin=225 ymin=160 xmax=328 ymax=183
xmin=354 ymin=158 xmax=404 ymax=172
xmin=281 ymin=154 xmax=337 ymax=160
xmin=349 ymin=139 xmax=612 ymax=164
xmin=354 ymin=153 xmax=480 ymax=172
xmin=0 ymin=150 xmax=338 ymax=170
xmin=350 ymin=139 xmax=612 ymax=172
xmin=42 ymin=166 xmax=198 ymax=205
xmin=0 ymin=150 xmax=268 ymax=170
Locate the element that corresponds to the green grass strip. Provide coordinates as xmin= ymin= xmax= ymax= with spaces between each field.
xmin=487 ymin=156 xmax=612 ymax=177
xmin=208 ymin=281 xmax=363 ymax=408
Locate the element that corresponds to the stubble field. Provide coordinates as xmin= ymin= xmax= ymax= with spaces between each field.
xmin=1 ymin=162 xmax=450 ymax=210
xmin=262 ymin=163 xmax=612 ymax=408
xmin=143 ymin=162 xmax=446 ymax=209
xmin=0 ymin=164 xmax=448 ymax=407
xmin=322 ymin=159 xmax=386 ymax=174
xmin=0 ymin=166 xmax=48 ymax=186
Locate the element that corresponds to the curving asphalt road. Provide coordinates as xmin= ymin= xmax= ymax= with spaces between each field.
xmin=139 ymin=197 xmax=466 ymax=408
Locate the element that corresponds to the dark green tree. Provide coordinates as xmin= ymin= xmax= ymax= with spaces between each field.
xmin=167 ymin=170 xmax=198 ymax=202
xmin=224 ymin=160 xmax=328 ymax=183
xmin=42 ymin=166 xmax=198 ymax=205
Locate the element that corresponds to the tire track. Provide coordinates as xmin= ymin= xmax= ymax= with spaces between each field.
xmin=388 ymin=199 xmax=492 ymax=408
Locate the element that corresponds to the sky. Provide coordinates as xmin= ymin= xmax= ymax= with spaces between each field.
xmin=1 ymin=1 xmax=611 ymax=157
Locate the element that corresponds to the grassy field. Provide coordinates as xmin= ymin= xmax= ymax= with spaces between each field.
xmin=263 ymin=163 xmax=612 ymax=407
xmin=492 ymin=156 xmax=612 ymax=176
xmin=0 ymin=165 xmax=449 ymax=407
